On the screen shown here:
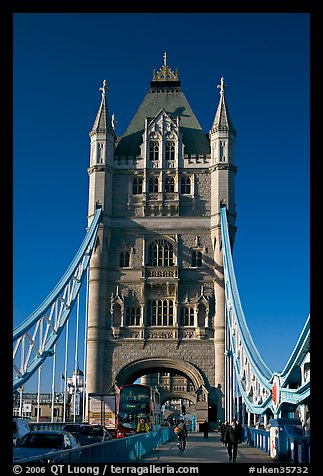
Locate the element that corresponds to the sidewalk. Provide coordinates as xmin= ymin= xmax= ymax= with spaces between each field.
xmin=141 ymin=432 xmax=275 ymax=464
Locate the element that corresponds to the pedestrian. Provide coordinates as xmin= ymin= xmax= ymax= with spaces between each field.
xmin=202 ymin=419 xmax=210 ymax=438
xmin=225 ymin=419 xmax=242 ymax=462
xmin=220 ymin=420 xmax=229 ymax=445
xmin=235 ymin=419 xmax=243 ymax=441
xmin=136 ymin=418 xmax=149 ymax=433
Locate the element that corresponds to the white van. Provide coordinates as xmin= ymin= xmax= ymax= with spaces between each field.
xmin=13 ymin=418 xmax=32 ymax=445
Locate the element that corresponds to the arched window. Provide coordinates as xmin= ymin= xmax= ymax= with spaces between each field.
xmin=112 ymin=303 xmax=122 ymax=328
xmin=120 ymin=251 xmax=130 ymax=267
xmin=181 ymin=176 xmax=191 ymax=194
xmin=148 ymin=240 xmax=174 ymax=266
xmin=149 ymin=141 xmax=159 ymax=161
xmin=191 ymin=250 xmax=202 ymax=267
xmin=125 ymin=307 xmax=140 ymax=326
xmin=179 ymin=308 xmax=194 ymax=326
xmin=148 ymin=177 xmax=159 ymax=193
xmin=146 ymin=300 xmax=174 ymax=326
xmin=133 ymin=177 xmax=143 ymax=195
xmin=165 ymin=176 xmax=175 ymax=193
xmin=197 ymin=303 xmax=206 ymax=327
xmin=165 ymin=141 xmax=175 ymax=161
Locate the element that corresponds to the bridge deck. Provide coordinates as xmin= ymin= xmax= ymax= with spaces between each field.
xmin=141 ymin=432 xmax=274 ymax=464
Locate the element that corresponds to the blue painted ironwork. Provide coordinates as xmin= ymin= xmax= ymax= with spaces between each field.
xmin=13 ymin=208 xmax=102 ymax=391
xmin=220 ymin=205 xmax=310 ymax=416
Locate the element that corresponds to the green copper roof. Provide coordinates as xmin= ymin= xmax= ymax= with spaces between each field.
xmin=115 ymin=80 xmax=211 ymax=157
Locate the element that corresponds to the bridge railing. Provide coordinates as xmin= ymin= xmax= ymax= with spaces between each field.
xmin=243 ymin=427 xmax=270 ymax=454
xmin=243 ymin=426 xmax=310 ymax=463
xmin=14 ymin=427 xmax=175 ymax=464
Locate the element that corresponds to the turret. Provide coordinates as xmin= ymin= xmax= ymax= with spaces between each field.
xmin=85 ymin=81 xmax=114 ymax=402
xmin=210 ymin=77 xmax=237 ymax=248
xmin=87 ymin=80 xmax=115 ymax=219
xmin=209 ymin=77 xmax=237 ymax=421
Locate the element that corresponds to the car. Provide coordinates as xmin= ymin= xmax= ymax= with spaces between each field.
xmin=13 ymin=430 xmax=80 ymax=462
xmin=13 ymin=418 xmax=32 ymax=446
xmin=62 ymin=423 xmax=89 ymax=436
xmin=75 ymin=425 xmax=112 ymax=446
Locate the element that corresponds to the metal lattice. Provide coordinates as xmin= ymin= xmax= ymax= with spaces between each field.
xmin=13 ymin=208 xmax=102 ymax=391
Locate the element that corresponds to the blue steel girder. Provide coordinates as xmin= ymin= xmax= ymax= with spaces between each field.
xmin=220 ymin=206 xmax=310 ymax=416
xmin=13 ymin=208 xmax=102 ymax=391
xmin=278 ymin=315 xmax=310 ymax=388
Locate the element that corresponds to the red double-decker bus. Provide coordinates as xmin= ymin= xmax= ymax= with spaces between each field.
xmin=116 ymin=383 xmax=161 ymax=438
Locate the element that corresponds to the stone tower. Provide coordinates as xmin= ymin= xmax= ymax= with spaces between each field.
xmin=85 ymin=55 xmax=237 ymax=425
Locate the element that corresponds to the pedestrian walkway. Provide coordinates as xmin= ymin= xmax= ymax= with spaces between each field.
xmin=141 ymin=432 xmax=275 ymax=464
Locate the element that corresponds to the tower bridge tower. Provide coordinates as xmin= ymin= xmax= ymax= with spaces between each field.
xmin=85 ymin=55 xmax=237 ymax=425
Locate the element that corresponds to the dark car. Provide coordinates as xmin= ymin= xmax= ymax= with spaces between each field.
xmin=13 ymin=430 xmax=80 ymax=462
xmin=62 ymin=423 xmax=89 ymax=436
xmin=13 ymin=418 xmax=32 ymax=446
xmin=75 ymin=425 xmax=112 ymax=446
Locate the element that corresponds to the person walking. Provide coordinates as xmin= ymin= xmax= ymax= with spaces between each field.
xmin=220 ymin=420 xmax=229 ymax=445
xmin=225 ymin=419 xmax=242 ymax=462
xmin=202 ymin=419 xmax=210 ymax=439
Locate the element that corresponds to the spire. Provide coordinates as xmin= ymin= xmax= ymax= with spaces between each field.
xmin=89 ymin=80 xmax=114 ymax=136
xmin=211 ymin=77 xmax=236 ymax=136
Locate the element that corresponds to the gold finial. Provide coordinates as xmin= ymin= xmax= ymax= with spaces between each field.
xmin=217 ymin=77 xmax=226 ymax=96
xmin=153 ymin=53 xmax=179 ymax=81
xmin=99 ymin=79 xmax=109 ymax=97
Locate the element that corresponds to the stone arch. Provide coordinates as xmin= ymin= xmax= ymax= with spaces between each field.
xmin=160 ymin=390 xmax=197 ymax=406
xmin=115 ymin=357 xmax=205 ymax=391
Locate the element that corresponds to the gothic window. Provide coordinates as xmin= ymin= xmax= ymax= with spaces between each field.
xmin=120 ymin=251 xmax=130 ymax=267
xmin=148 ymin=240 xmax=174 ymax=266
xmin=165 ymin=141 xmax=175 ymax=161
xmin=164 ymin=176 xmax=175 ymax=193
xmin=179 ymin=307 xmax=194 ymax=326
xmin=181 ymin=176 xmax=191 ymax=194
xmin=220 ymin=140 xmax=226 ymax=161
xmin=133 ymin=177 xmax=143 ymax=195
xmin=97 ymin=143 xmax=104 ymax=163
xmin=112 ymin=304 xmax=121 ymax=328
xmin=148 ymin=177 xmax=159 ymax=193
xmin=197 ymin=303 xmax=206 ymax=327
xmin=125 ymin=307 xmax=140 ymax=326
xmin=149 ymin=141 xmax=159 ymax=161
xmin=146 ymin=300 xmax=174 ymax=326
xmin=191 ymin=250 xmax=202 ymax=267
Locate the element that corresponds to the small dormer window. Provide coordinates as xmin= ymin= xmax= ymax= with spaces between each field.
xmin=149 ymin=141 xmax=159 ymax=161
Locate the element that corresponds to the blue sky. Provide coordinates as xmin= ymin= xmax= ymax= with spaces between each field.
xmin=13 ymin=13 xmax=310 ymax=392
